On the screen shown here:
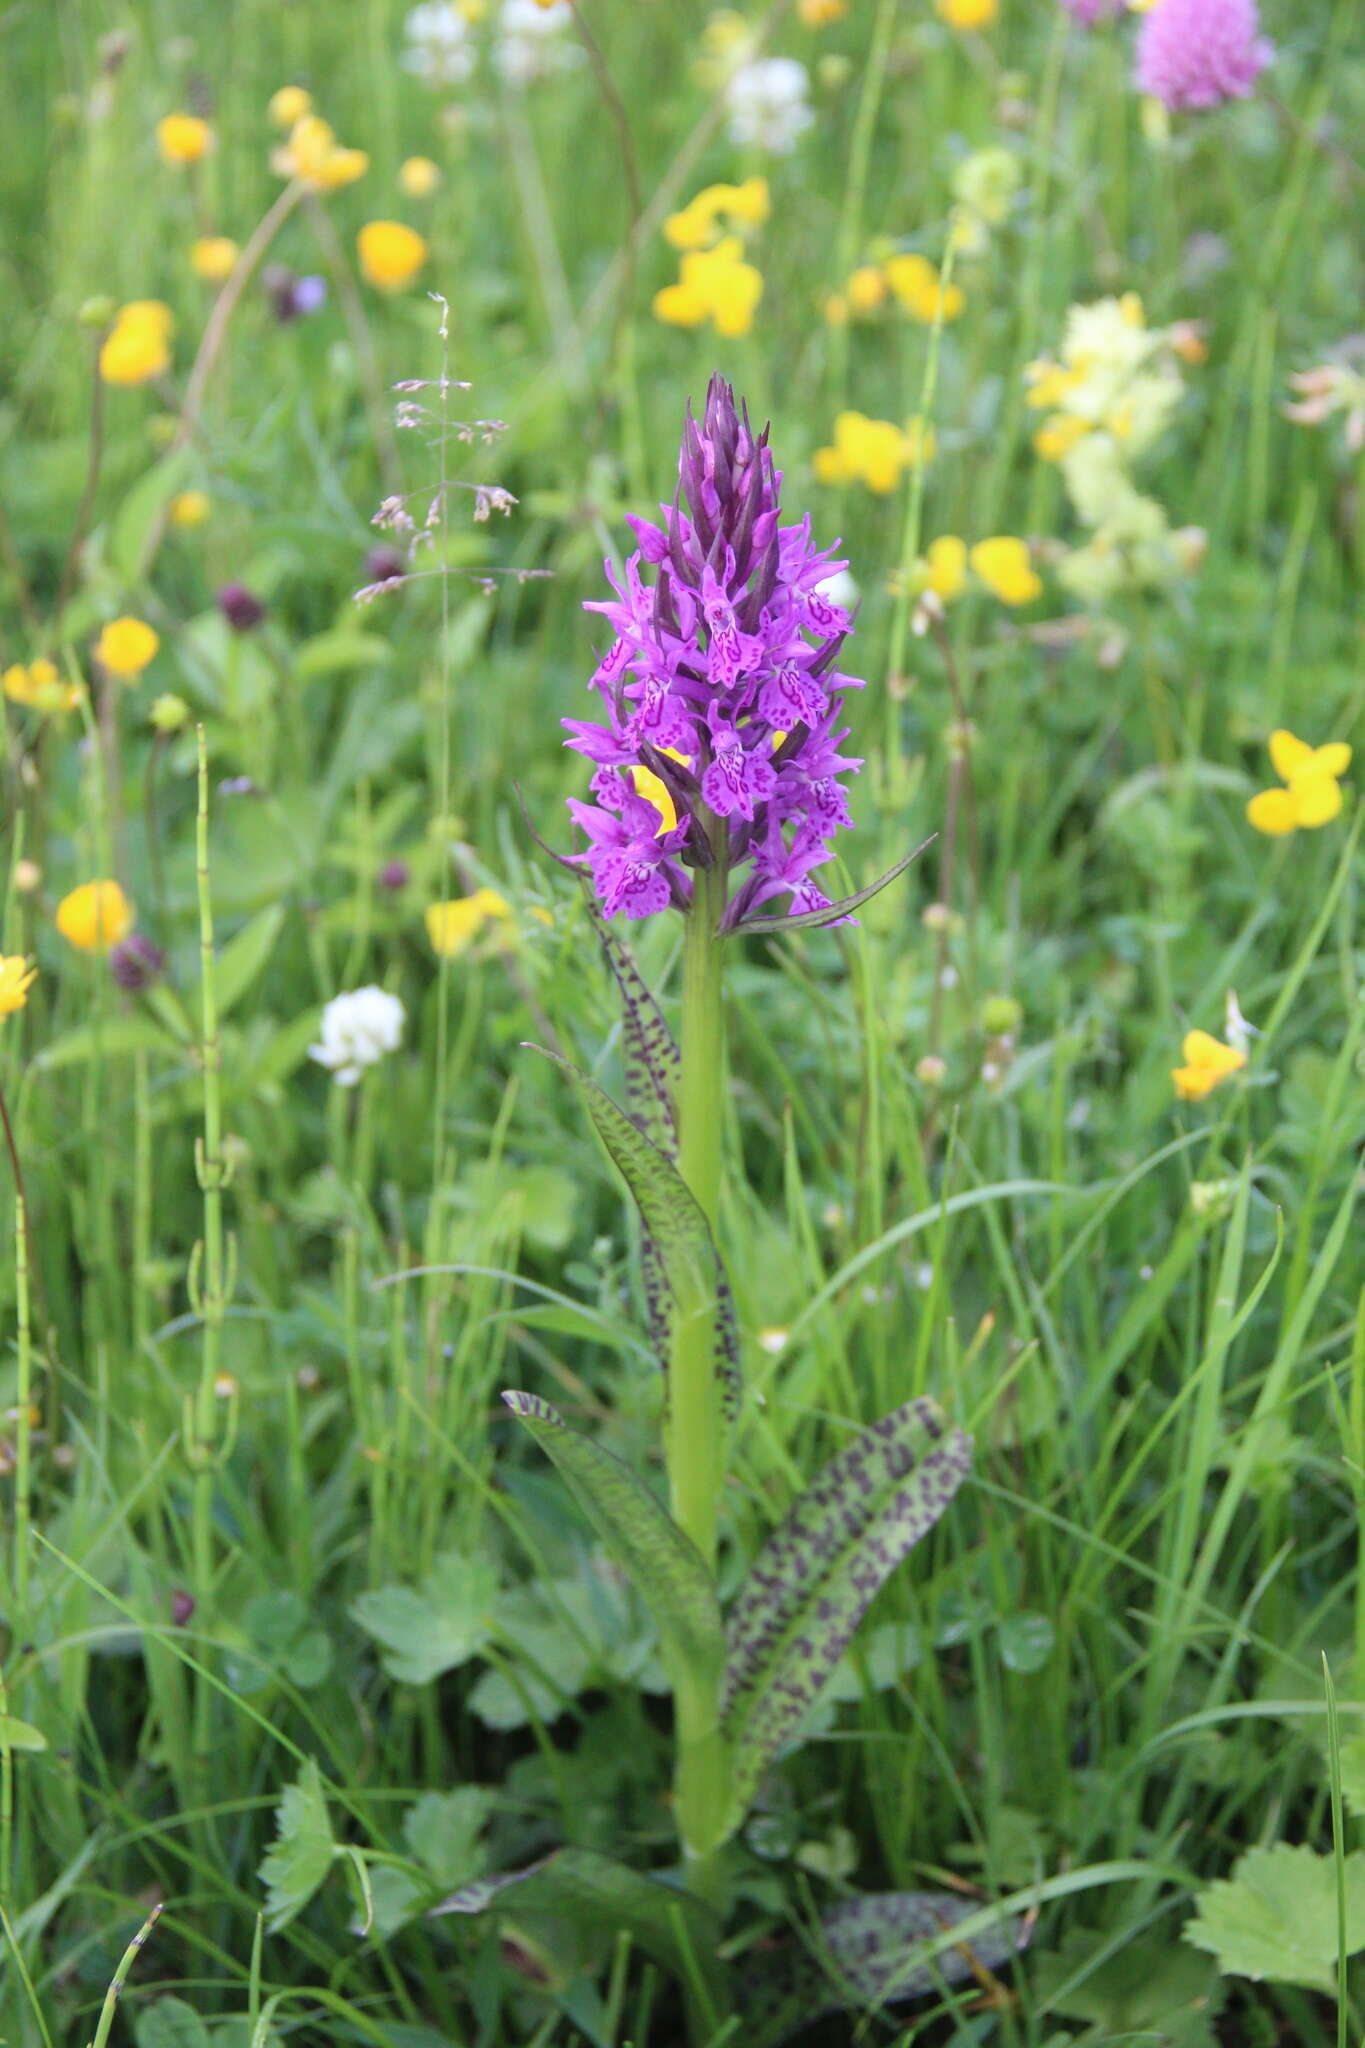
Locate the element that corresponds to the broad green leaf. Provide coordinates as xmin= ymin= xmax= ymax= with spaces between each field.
xmin=111 ymin=446 xmax=194 ymax=584
xmin=350 ymin=1554 xmax=497 ymax=1683
xmin=293 ymin=629 xmax=394 ymax=681
xmin=501 ymin=1390 xmax=724 ymax=1681
xmin=741 ymin=1888 xmax=1023 ymax=2042
xmin=998 ymin=1611 xmax=1056 ymax=1673
xmin=209 ymin=905 xmax=286 ymax=1018
xmin=259 ymin=1759 xmax=336 ymax=1931
xmin=34 ymin=1015 xmax=182 ymax=1072
xmin=529 ymin=1046 xmax=738 ymax=1409
xmin=721 ymin=1398 xmax=972 ymax=1821
xmin=430 ymin=1844 xmax=720 ymax=1990
xmin=1184 ymin=1843 xmax=1365 ymax=1992
xmin=133 ymin=1997 xmax=211 ymax=2048
xmin=404 ymin=1786 xmax=495 ymax=1889
xmin=0 ymin=1716 xmax=48 ymax=1751
xmin=1036 ymin=1928 xmax=1222 ymax=2047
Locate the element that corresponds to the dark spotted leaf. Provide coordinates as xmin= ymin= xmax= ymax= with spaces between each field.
xmin=430 ymin=1845 xmax=721 ymax=1996
xmin=721 ymin=1398 xmax=971 ymax=1822
xmin=501 ymin=1390 xmax=723 ymax=1682
xmin=526 ymin=1046 xmax=739 ymax=1412
xmin=741 ymin=1888 xmax=1026 ymax=2042
xmin=588 ymin=899 xmax=679 ymax=1156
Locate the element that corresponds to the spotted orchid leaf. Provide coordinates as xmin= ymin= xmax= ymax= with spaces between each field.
xmin=526 ymin=1046 xmax=739 ymax=1412
xmin=725 ymin=839 xmax=935 ymax=937
xmin=741 ymin=1889 xmax=1026 ymax=2042
xmin=430 ymin=1845 xmax=722 ymax=1997
xmin=587 ymin=897 xmax=680 ymax=1157
xmin=721 ymin=1397 xmax=971 ymax=1822
xmin=500 ymin=1390 xmax=724 ymax=1683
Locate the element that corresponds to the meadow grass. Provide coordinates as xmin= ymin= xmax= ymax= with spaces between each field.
xmin=0 ymin=0 xmax=1362 ymax=2042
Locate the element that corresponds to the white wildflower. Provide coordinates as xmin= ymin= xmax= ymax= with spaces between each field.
xmin=309 ymin=987 xmax=406 ymax=1086
xmin=724 ymin=57 xmax=814 ymax=155
xmin=403 ymin=3 xmax=476 ymax=85
xmin=494 ymin=0 xmax=580 ymax=84
xmin=815 ymin=567 xmax=860 ymax=612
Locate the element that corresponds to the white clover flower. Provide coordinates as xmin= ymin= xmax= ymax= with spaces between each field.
xmin=403 ymin=3 xmax=477 ymax=85
xmin=309 ymin=987 xmax=406 ymax=1087
xmin=815 ymin=567 xmax=860 ymax=613
xmin=724 ymin=57 xmax=815 ymax=155
xmin=494 ymin=0 xmax=580 ymax=84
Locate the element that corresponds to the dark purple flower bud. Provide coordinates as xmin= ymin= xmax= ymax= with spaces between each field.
xmin=564 ymin=375 xmax=863 ymax=923
xmin=262 ymin=265 xmax=329 ymax=323
xmin=365 ymin=546 xmax=407 ymax=588
xmin=170 ymin=1588 xmax=195 ymax=1626
xmin=109 ymin=933 xmax=166 ymax=991
xmin=378 ymin=858 xmax=409 ymax=891
xmin=217 ymin=583 xmax=267 ymax=632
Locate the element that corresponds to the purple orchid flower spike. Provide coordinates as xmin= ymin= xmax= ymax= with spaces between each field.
xmin=565 ymin=375 xmax=879 ymax=931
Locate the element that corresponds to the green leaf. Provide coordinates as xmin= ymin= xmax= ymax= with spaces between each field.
xmin=998 ymin=1611 xmax=1056 ymax=1673
xmin=0 ymin=1716 xmax=48 ymax=1752
xmin=727 ymin=839 xmax=933 ymax=936
xmin=293 ymin=629 xmax=394 ymax=681
xmin=34 ymin=1015 xmax=182 ymax=1072
xmin=587 ymin=896 xmax=679 ymax=1156
xmin=528 ymin=1046 xmax=739 ymax=1410
xmin=259 ymin=1759 xmax=336 ymax=1931
xmin=350 ymin=1554 xmax=497 ymax=1684
xmin=133 ymin=1997 xmax=211 ymax=2048
xmin=501 ymin=1390 xmax=724 ymax=1682
xmin=430 ymin=1845 xmax=720 ymax=1989
xmin=721 ymin=1398 xmax=972 ymax=1821
xmin=110 ymin=447 xmax=194 ymax=584
xmin=1036 ymin=1928 xmax=1222 ymax=2047
xmin=1184 ymin=1843 xmax=1365 ymax=1992
xmin=210 ymin=905 xmax=286 ymax=1018
xmin=403 ymin=1786 xmax=495 ymax=1889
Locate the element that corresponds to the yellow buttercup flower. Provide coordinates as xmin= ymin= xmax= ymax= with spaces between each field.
xmin=357 ymin=220 xmax=429 ymax=292
xmin=157 ymin=113 xmax=214 ymax=165
xmin=3 ymin=659 xmax=84 ymax=716
xmin=654 ymin=238 xmax=764 ymax=338
xmin=99 ymin=301 xmax=174 ymax=386
xmin=399 ymin=155 xmax=442 ymax=198
xmin=94 ymin=617 xmax=160 ymax=682
xmin=799 ymin=0 xmax=848 ymax=20
xmin=846 ymin=265 xmax=888 ymax=315
xmin=969 ymin=537 xmax=1042 ymax=605
xmin=191 ymin=236 xmax=239 ymax=281
xmin=169 ymin=489 xmax=211 ymax=528
xmin=56 ymin=881 xmax=135 ymax=954
xmin=0 ymin=957 xmax=37 ymax=1019
xmin=1172 ymin=1029 xmax=1245 ymax=1103
xmin=937 ymin=0 xmax=998 ymax=28
xmin=1246 ymin=730 xmax=1352 ymax=837
xmin=269 ymin=85 xmax=312 ymax=127
xmin=924 ymin=536 xmax=968 ymax=601
xmin=883 ymin=252 xmax=964 ymax=325
xmin=813 ymin=412 xmax=935 ymax=495
xmin=425 ymin=889 xmax=511 ymax=959
xmin=273 ymin=116 xmax=369 ymax=192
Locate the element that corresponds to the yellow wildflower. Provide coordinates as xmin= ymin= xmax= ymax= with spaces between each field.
xmin=883 ymin=253 xmax=964 ymax=325
xmin=813 ymin=412 xmax=935 ymax=495
xmin=664 ymin=179 xmax=769 ymax=252
xmin=1033 ymin=414 xmax=1092 ymax=463
xmin=357 ymin=220 xmax=428 ymax=292
xmin=846 ymin=265 xmax=888 ymax=315
xmin=630 ymin=766 xmax=678 ymax=834
xmin=1172 ymin=1030 xmax=1245 ymax=1103
xmin=94 ymin=617 xmax=160 ymax=682
xmin=653 ymin=238 xmax=764 ymax=338
xmin=969 ymin=537 xmax=1042 ymax=605
xmin=99 ymin=301 xmax=174 ymax=387
xmin=0 ymin=957 xmax=37 ymax=1018
xmin=1025 ymin=361 xmax=1086 ymax=410
xmin=823 ymin=292 xmax=850 ymax=327
xmin=425 ymin=889 xmax=511 ymax=959
xmin=56 ymin=881 xmax=135 ymax=954
xmin=3 ymin=658 xmax=84 ymax=715
xmin=268 ymin=85 xmax=312 ymax=127
xmin=399 ymin=155 xmax=442 ymax=198
xmin=936 ymin=0 xmax=998 ymax=28
xmin=799 ymin=0 xmax=848 ymax=20
xmin=191 ymin=236 xmax=239 ymax=282
xmin=169 ymin=489 xmax=211 ymax=528
xmin=274 ymin=116 xmax=369 ymax=192
xmin=156 ymin=113 xmax=214 ymax=165
xmin=1246 ymin=730 xmax=1352 ymax=837
xmin=924 ymin=536 xmax=968 ymax=601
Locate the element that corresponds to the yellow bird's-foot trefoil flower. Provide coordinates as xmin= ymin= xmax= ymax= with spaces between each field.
xmin=1246 ymin=729 xmax=1352 ymax=836
xmin=0 ymin=957 xmax=37 ymax=1018
xmin=654 ymin=237 xmax=764 ymax=337
xmin=425 ymin=888 xmax=512 ymax=959
xmin=1172 ymin=1029 xmax=1245 ymax=1103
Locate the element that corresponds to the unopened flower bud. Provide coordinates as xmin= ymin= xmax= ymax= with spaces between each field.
xmin=13 ymin=859 xmax=41 ymax=893
xmin=109 ymin=934 xmax=166 ymax=991
xmin=216 ymin=583 xmax=267 ymax=632
xmin=150 ymin=692 xmax=190 ymax=734
xmin=915 ymin=1053 xmax=947 ymax=1086
xmin=378 ymin=858 xmax=410 ymax=891
xmin=365 ymin=545 xmax=406 ymax=587
xmin=980 ymin=993 xmax=1022 ymax=1037
xmin=78 ymin=294 xmax=117 ymax=329
xmin=170 ymin=1589 xmax=195 ymax=1626
xmin=921 ymin=902 xmax=952 ymax=932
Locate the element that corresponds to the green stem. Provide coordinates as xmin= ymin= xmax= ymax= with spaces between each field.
xmin=665 ymin=841 xmax=731 ymax=1906
xmin=191 ymin=727 xmax=227 ymax=1785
